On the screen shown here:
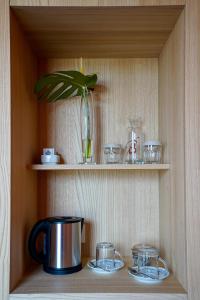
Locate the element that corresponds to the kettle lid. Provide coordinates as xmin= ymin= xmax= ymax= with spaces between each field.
xmin=46 ymin=216 xmax=83 ymax=224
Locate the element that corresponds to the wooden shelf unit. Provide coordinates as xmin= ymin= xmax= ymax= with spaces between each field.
xmin=1 ymin=0 xmax=197 ymax=299
xmin=31 ymin=164 xmax=170 ymax=170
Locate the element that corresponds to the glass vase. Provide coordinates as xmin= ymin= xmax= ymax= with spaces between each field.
xmin=80 ymin=90 xmax=95 ymax=164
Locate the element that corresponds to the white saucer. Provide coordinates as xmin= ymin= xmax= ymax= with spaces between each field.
xmin=87 ymin=259 xmax=125 ymax=274
xmin=128 ymin=267 xmax=169 ymax=283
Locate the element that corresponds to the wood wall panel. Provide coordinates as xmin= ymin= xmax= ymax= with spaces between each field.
xmin=158 ymin=11 xmax=186 ymax=288
xmin=185 ymin=0 xmax=200 ymax=299
xmin=39 ymin=170 xmax=160 ymax=256
xmin=0 ymin=1 xmax=11 ymax=300
xmin=38 ymin=58 xmax=160 ymax=256
xmin=10 ymin=13 xmax=38 ymax=291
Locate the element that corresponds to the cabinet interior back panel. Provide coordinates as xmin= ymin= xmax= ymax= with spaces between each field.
xmin=38 ymin=58 xmax=159 ymax=256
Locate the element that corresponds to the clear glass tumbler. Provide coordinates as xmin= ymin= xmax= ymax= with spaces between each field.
xmin=143 ymin=141 xmax=162 ymax=164
xmin=96 ymin=242 xmax=122 ymax=271
xmin=104 ymin=144 xmax=122 ymax=164
xmin=131 ymin=244 xmax=168 ymax=279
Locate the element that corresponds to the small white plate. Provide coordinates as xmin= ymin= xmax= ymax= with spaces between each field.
xmin=87 ymin=259 xmax=125 ymax=274
xmin=128 ymin=267 xmax=169 ymax=283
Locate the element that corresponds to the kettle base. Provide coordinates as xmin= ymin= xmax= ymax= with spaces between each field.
xmin=43 ymin=263 xmax=82 ymax=275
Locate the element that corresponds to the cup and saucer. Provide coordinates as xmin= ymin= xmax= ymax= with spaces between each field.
xmin=129 ymin=244 xmax=170 ymax=282
xmin=87 ymin=242 xmax=125 ymax=274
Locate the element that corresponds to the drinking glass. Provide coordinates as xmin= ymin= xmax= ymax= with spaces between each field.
xmin=131 ymin=244 xmax=168 ymax=279
xmin=96 ymin=242 xmax=122 ymax=271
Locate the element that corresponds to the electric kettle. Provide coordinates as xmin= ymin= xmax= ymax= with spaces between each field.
xmin=28 ymin=216 xmax=84 ymax=274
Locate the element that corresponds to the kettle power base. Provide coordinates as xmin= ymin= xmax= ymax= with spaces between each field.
xmin=43 ymin=263 xmax=82 ymax=275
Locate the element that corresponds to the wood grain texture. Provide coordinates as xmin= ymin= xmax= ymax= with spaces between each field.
xmin=31 ymin=164 xmax=170 ymax=170
xmin=6 ymin=4 xmax=193 ymax=299
xmin=10 ymin=0 xmax=186 ymax=7
xmin=10 ymin=13 xmax=39 ymax=291
xmin=11 ymin=6 xmax=183 ymax=58
xmin=38 ymin=170 xmax=160 ymax=256
xmin=37 ymin=58 xmax=160 ymax=257
xmin=158 ymin=11 xmax=186 ymax=289
xmin=0 ymin=1 xmax=11 ymax=300
xmin=185 ymin=0 xmax=200 ymax=299
xmin=10 ymin=258 xmax=186 ymax=298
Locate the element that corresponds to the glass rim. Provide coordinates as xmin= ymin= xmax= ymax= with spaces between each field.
xmin=104 ymin=144 xmax=121 ymax=149
xmin=96 ymin=242 xmax=114 ymax=248
xmin=131 ymin=244 xmax=159 ymax=256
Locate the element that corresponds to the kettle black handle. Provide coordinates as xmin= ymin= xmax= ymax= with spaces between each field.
xmin=28 ymin=220 xmax=49 ymax=264
xmin=81 ymin=218 xmax=84 ymax=232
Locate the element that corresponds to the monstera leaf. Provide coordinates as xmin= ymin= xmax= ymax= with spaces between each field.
xmin=34 ymin=70 xmax=97 ymax=102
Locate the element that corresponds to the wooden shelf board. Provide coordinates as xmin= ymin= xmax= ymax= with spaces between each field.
xmin=31 ymin=164 xmax=170 ymax=171
xmin=10 ymin=258 xmax=186 ymax=300
xmin=10 ymin=6 xmax=184 ymax=58
xmin=10 ymin=0 xmax=186 ymax=7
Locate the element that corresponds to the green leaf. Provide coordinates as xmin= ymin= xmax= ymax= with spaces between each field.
xmin=34 ymin=70 xmax=97 ymax=102
xmin=85 ymin=74 xmax=98 ymax=89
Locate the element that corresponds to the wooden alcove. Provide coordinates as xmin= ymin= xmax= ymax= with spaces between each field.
xmin=9 ymin=1 xmax=187 ymax=299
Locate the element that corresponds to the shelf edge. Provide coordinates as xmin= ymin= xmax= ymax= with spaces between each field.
xmin=30 ymin=164 xmax=170 ymax=171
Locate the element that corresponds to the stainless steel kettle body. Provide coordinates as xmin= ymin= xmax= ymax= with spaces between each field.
xmin=28 ymin=216 xmax=84 ymax=275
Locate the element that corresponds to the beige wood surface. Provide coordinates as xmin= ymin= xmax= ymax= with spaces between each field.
xmin=158 ymin=11 xmax=186 ymax=289
xmin=10 ymin=13 xmax=39 ymax=291
xmin=10 ymin=0 xmax=186 ymax=7
xmin=0 ymin=1 xmax=11 ymax=300
xmin=37 ymin=58 xmax=160 ymax=257
xmin=185 ymin=0 xmax=200 ymax=300
xmin=1 ymin=0 xmax=200 ymax=299
xmin=9 ymin=294 xmax=187 ymax=300
xmin=11 ymin=6 xmax=183 ymax=58
xmin=31 ymin=164 xmax=170 ymax=170
xmin=6 ymin=2 xmax=200 ymax=299
xmin=10 ymin=258 xmax=186 ymax=298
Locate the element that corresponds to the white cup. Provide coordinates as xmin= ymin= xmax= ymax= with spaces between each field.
xmin=41 ymin=154 xmax=60 ymax=165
